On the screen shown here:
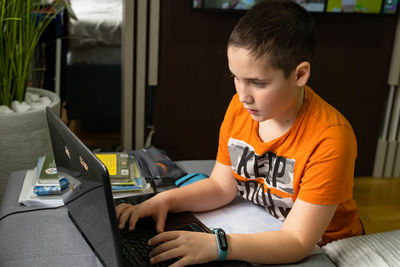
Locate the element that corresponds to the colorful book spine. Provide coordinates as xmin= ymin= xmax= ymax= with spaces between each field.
xmin=111 ymin=177 xmax=144 ymax=192
xmin=111 ymin=180 xmax=136 ymax=186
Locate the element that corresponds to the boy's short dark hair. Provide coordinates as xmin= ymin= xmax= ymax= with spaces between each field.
xmin=228 ymin=0 xmax=316 ymax=78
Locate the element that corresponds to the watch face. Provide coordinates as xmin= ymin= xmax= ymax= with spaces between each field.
xmin=217 ymin=229 xmax=228 ymax=250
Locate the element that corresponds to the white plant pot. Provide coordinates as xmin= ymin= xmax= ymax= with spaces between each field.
xmin=0 ymin=87 xmax=61 ymax=201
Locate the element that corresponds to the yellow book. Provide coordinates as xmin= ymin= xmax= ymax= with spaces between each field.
xmin=96 ymin=153 xmax=133 ymax=183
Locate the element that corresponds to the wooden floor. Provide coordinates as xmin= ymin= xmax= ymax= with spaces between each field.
xmin=353 ymin=177 xmax=400 ymax=234
xmin=61 ymin=106 xmax=400 ymax=235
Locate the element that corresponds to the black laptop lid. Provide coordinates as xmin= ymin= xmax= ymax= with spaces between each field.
xmin=46 ymin=107 xmax=123 ymax=267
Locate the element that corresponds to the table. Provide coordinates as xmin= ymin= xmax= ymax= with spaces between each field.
xmin=0 ymin=161 xmax=334 ymax=267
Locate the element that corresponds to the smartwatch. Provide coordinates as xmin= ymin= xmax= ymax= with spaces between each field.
xmin=212 ymin=228 xmax=228 ymax=261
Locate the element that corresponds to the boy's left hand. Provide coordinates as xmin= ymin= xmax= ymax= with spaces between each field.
xmin=148 ymin=231 xmax=218 ymax=266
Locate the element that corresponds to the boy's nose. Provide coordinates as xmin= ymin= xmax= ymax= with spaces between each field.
xmin=237 ymin=84 xmax=253 ymax=104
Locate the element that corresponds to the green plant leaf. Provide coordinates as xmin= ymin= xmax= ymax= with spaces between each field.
xmin=0 ymin=0 xmax=64 ymax=107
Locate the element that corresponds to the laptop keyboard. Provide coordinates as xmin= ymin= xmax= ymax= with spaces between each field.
xmin=116 ymin=197 xmax=175 ymax=266
xmin=120 ymin=226 xmax=156 ymax=266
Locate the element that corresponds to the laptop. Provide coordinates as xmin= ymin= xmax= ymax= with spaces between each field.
xmin=45 ymin=107 xmax=248 ymax=267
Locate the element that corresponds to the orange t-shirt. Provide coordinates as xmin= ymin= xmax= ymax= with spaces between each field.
xmin=217 ymin=86 xmax=363 ymax=244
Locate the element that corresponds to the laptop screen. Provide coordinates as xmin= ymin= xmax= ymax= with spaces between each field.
xmin=46 ymin=107 xmax=123 ymax=267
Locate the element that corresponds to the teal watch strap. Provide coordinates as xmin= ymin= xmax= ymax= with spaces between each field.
xmin=212 ymin=228 xmax=228 ymax=261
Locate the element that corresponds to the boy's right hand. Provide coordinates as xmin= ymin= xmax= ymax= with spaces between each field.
xmin=115 ymin=193 xmax=170 ymax=233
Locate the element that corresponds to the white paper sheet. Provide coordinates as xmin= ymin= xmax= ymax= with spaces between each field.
xmin=194 ymin=196 xmax=283 ymax=234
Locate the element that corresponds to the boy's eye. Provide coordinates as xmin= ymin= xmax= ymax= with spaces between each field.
xmin=252 ymin=80 xmax=266 ymax=88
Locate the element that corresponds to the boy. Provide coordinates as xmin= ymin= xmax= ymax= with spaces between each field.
xmin=116 ymin=1 xmax=363 ymax=265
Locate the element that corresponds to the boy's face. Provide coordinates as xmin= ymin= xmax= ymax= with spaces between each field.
xmin=227 ymin=46 xmax=302 ymax=123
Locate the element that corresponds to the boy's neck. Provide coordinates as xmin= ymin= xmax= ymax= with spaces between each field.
xmin=258 ymin=86 xmax=305 ymax=143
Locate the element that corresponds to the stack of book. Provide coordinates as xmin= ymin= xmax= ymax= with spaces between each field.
xmin=96 ymin=152 xmax=152 ymax=197
xmin=33 ymin=154 xmax=69 ymax=196
xmin=18 ymin=154 xmax=73 ymax=207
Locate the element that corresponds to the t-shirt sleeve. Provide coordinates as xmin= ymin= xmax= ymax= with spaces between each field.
xmin=216 ymin=95 xmax=238 ymax=166
xmin=298 ymin=125 xmax=357 ymax=205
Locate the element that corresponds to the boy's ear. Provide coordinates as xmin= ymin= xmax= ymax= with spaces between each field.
xmin=294 ymin=61 xmax=310 ymax=87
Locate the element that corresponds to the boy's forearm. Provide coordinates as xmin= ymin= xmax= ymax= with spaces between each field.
xmin=160 ymin=177 xmax=235 ymax=213
xmin=226 ymin=231 xmax=311 ymax=264
xmin=223 ymin=199 xmax=336 ymax=264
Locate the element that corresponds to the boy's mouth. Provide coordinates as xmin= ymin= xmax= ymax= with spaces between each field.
xmin=246 ymin=109 xmax=258 ymax=115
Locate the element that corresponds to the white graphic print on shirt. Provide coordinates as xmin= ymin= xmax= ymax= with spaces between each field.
xmin=228 ymin=138 xmax=295 ymax=221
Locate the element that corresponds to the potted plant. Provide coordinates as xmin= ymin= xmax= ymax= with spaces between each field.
xmin=0 ymin=0 xmax=66 ymax=201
